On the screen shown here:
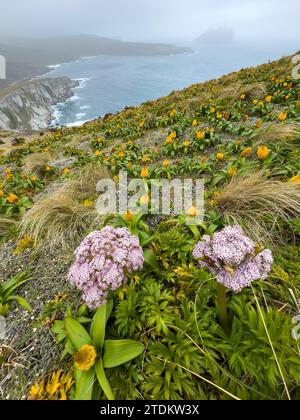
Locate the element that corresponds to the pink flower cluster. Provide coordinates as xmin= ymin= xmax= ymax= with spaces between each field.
xmin=193 ymin=226 xmax=273 ymax=292
xmin=68 ymin=226 xmax=144 ymax=308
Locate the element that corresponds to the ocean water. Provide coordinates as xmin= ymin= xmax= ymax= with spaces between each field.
xmin=46 ymin=43 xmax=298 ymax=127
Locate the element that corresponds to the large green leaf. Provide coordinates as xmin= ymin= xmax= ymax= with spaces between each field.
xmin=7 ymin=295 xmax=32 ymax=312
xmin=0 ymin=272 xmax=32 ymax=301
xmin=74 ymin=367 xmax=95 ymax=401
xmin=103 ymin=340 xmax=144 ymax=368
xmin=95 ymin=358 xmax=114 ymax=400
xmin=65 ymin=317 xmax=93 ymax=351
xmin=92 ymin=305 xmax=108 ymax=351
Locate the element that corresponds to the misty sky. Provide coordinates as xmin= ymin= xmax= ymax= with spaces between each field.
xmin=0 ymin=0 xmax=300 ymax=44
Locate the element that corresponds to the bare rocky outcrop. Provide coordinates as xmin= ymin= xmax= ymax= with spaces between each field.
xmin=0 ymin=77 xmax=78 ymax=131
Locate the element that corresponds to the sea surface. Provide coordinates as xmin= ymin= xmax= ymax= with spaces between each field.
xmin=46 ymin=42 xmax=299 ymax=127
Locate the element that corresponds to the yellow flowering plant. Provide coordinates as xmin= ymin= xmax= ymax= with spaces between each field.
xmin=53 ymin=302 xmax=144 ymax=400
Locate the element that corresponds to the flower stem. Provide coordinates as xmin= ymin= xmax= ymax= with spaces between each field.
xmin=217 ymin=283 xmax=230 ymax=336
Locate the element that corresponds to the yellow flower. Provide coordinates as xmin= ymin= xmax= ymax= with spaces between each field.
xmin=118 ymin=151 xmax=125 ymax=158
xmin=14 ymin=235 xmax=34 ymax=256
xmin=141 ymin=167 xmax=149 ymax=178
xmin=31 ymin=176 xmax=38 ymax=182
xmin=240 ymin=147 xmax=253 ymax=158
xmin=140 ymin=155 xmax=151 ymax=163
xmin=29 ymin=382 xmax=44 ymax=400
xmin=228 ymin=167 xmax=237 ymax=176
xmin=63 ymin=168 xmax=71 ymax=175
xmin=0 ymin=190 xmax=4 ymax=197
xmin=192 ymin=119 xmax=198 ymax=127
xmin=165 ymin=136 xmax=173 ymax=144
xmin=278 ymin=112 xmax=287 ymax=122
xmin=83 ymin=200 xmax=93 ymax=208
xmin=265 ymin=95 xmax=272 ymax=103
xmin=187 ymin=207 xmax=199 ymax=217
xmin=290 ymin=175 xmax=300 ymax=183
xmin=240 ymin=94 xmax=246 ymax=100
xmin=139 ymin=121 xmax=145 ymax=128
xmin=170 ymin=131 xmax=177 ymax=140
xmin=217 ymin=112 xmax=223 ymax=119
xmin=74 ymin=345 xmax=97 ymax=372
xmin=124 ymin=210 xmax=134 ymax=221
xmin=7 ymin=193 xmax=18 ymax=203
xmin=170 ymin=109 xmax=177 ymax=117
xmin=163 ymin=160 xmax=170 ymax=168
xmin=253 ymin=99 xmax=259 ymax=105
xmin=197 ymin=131 xmax=205 ymax=141
xmin=216 ymin=153 xmax=225 ymax=161
xmin=257 ymin=145 xmax=269 ymax=161
xmin=95 ymin=150 xmax=101 ymax=157
xmin=183 ymin=140 xmax=190 ymax=148
xmin=200 ymin=156 xmax=207 ymax=164
xmin=140 ymin=194 xmax=150 ymax=206
xmin=258 ymin=101 xmax=264 ymax=107
xmin=45 ymin=166 xmax=52 ymax=172
xmin=255 ymin=120 xmax=263 ymax=129
xmin=28 ymin=371 xmax=74 ymax=401
xmin=210 ymin=107 xmax=216 ymax=114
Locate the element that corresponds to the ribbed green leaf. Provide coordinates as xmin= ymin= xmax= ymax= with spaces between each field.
xmin=7 ymin=295 xmax=32 ymax=312
xmin=74 ymin=367 xmax=95 ymax=401
xmin=92 ymin=305 xmax=107 ymax=351
xmin=103 ymin=340 xmax=144 ymax=368
xmin=65 ymin=317 xmax=92 ymax=351
xmin=95 ymin=358 xmax=114 ymax=400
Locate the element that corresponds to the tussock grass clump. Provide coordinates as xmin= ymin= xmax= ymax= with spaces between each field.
xmin=24 ymin=152 xmax=57 ymax=176
xmin=252 ymin=123 xmax=300 ymax=147
xmin=20 ymin=165 xmax=110 ymax=251
xmin=217 ymin=82 xmax=266 ymax=102
xmin=240 ymin=82 xmax=266 ymax=100
xmin=215 ymin=171 xmax=300 ymax=243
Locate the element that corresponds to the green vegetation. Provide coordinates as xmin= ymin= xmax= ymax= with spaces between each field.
xmin=0 ymin=52 xmax=300 ymax=400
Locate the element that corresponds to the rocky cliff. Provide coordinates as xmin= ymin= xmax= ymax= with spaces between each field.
xmin=0 ymin=77 xmax=78 ymax=131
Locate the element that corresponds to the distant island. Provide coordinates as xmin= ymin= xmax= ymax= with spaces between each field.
xmin=0 ymin=35 xmax=192 ymax=131
xmin=195 ymin=28 xmax=235 ymax=46
xmin=0 ymin=34 xmax=193 ymax=88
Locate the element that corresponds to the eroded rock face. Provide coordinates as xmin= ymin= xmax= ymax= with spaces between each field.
xmin=0 ymin=77 xmax=78 ymax=131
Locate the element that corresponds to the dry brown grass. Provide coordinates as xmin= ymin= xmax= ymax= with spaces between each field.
xmin=215 ymin=171 xmax=300 ymax=243
xmin=240 ymin=82 xmax=266 ymax=100
xmin=20 ymin=165 xmax=110 ymax=251
xmin=24 ymin=152 xmax=58 ymax=176
xmin=217 ymin=81 xmax=266 ymax=102
xmin=252 ymin=123 xmax=300 ymax=147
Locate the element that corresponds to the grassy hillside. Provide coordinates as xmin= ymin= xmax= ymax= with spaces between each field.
xmin=0 ymin=52 xmax=300 ymax=400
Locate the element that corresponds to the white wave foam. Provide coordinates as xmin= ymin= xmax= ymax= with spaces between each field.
xmin=75 ymin=112 xmax=87 ymax=119
xmin=66 ymin=119 xmax=90 ymax=127
xmin=80 ymin=105 xmax=91 ymax=110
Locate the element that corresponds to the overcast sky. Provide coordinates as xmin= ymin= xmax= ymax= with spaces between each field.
xmin=0 ymin=0 xmax=299 ymax=44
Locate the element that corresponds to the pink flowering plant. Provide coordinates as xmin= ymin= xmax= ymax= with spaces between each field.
xmin=52 ymin=226 xmax=145 ymax=400
xmin=193 ymin=225 xmax=273 ymax=334
xmin=68 ymin=226 xmax=144 ymax=309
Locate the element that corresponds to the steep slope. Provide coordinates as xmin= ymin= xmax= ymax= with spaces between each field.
xmin=0 ymin=77 xmax=78 ymax=130
xmin=0 ymin=52 xmax=300 ymax=401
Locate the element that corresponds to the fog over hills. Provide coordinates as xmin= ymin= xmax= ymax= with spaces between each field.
xmin=0 ymin=35 xmax=192 ymax=88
